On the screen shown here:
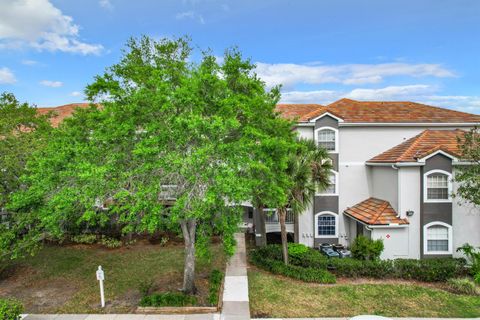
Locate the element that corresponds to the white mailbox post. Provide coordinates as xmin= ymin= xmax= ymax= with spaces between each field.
xmin=96 ymin=265 xmax=105 ymax=308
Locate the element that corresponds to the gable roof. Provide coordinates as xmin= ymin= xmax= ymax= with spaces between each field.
xmin=344 ymin=197 xmax=409 ymax=226
xmin=36 ymin=103 xmax=92 ymax=127
xmin=368 ymin=129 xmax=465 ymax=163
xmin=276 ymin=98 xmax=480 ymax=124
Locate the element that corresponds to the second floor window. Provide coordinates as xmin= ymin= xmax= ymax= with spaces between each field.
xmin=316 ymin=128 xmax=337 ymax=152
xmin=425 ymin=170 xmax=451 ymax=202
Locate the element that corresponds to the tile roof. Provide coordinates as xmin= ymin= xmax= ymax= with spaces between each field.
xmin=344 ymin=197 xmax=409 ymax=226
xmin=276 ymin=98 xmax=480 ymax=123
xmin=368 ymin=129 xmax=465 ymax=163
xmin=36 ymin=103 xmax=92 ymax=127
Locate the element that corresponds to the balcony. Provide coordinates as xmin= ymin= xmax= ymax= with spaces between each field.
xmin=264 ymin=209 xmax=295 ymax=233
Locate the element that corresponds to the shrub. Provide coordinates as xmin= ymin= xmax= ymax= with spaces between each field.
xmin=475 ymin=272 xmax=480 ymax=285
xmin=457 ymin=243 xmax=480 ymax=275
xmin=328 ymin=258 xmax=394 ymax=278
xmin=139 ymin=292 xmax=197 ymax=307
xmin=351 ymin=235 xmax=384 ymax=260
xmin=0 ymin=298 xmax=23 ymax=320
xmin=99 ymin=236 xmax=122 ymax=249
xmin=254 ymin=244 xmax=329 ymax=269
xmin=395 ymin=258 xmax=466 ymax=282
xmin=71 ymin=234 xmax=97 ymax=244
xmin=250 ymin=249 xmax=336 ymax=284
xmin=208 ymin=269 xmax=223 ymax=305
xmin=447 ymin=278 xmax=479 ymax=295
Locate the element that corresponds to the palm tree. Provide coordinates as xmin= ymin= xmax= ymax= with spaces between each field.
xmin=277 ymin=139 xmax=333 ymax=265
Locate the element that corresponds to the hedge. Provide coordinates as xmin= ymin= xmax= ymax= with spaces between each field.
xmin=0 ymin=298 xmax=23 ymax=320
xmin=250 ymin=248 xmax=336 ymax=284
xmin=208 ymin=269 xmax=223 ymax=305
xmin=251 ymin=244 xmax=467 ymax=282
xmin=139 ymin=292 xmax=197 ymax=307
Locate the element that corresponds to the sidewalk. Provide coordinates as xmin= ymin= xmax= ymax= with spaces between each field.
xmin=21 ymin=314 xmax=219 ymax=320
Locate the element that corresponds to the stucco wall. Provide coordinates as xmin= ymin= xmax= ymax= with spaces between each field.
xmin=371 ymin=166 xmax=398 ymax=211
xmin=398 ymin=167 xmax=421 ymax=259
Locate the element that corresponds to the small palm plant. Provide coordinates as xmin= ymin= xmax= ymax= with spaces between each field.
xmin=277 ymin=139 xmax=332 ymax=265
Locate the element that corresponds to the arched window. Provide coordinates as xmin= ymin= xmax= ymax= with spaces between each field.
xmin=314 ymin=211 xmax=338 ymax=238
xmin=424 ymin=222 xmax=452 ymax=254
xmin=315 ymin=127 xmax=338 ymax=153
xmin=316 ymin=170 xmax=338 ymax=195
xmin=424 ymin=170 xmax=452 ymax=203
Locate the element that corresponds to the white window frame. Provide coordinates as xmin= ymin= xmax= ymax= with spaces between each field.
xmin=316 ymin=170 xmax=339 ymax=196
xmin=314 ymin=211 xmax=339 ymax=238
xmin=423 ymin=221 xmax=453 ymax=255
xmin=314 ymin=126 xmax=339 ymax=153
xmin=423 ymin=169 xmax=452 ymax=203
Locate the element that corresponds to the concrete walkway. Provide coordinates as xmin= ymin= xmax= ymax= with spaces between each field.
xmin=21 ymin=315 xmax=219 ymax=320
xmin=221 ymin=233 xmax=250 ymax=320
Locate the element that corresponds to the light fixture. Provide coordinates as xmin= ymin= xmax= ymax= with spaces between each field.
xmin=406 ymin=210 xmax=414 ymax=217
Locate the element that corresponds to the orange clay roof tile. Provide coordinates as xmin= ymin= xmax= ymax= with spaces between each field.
xmin=368 ymin=129 xmax=465 ymax=163
xmin=344 ymin=197 xmax=409 ymax=226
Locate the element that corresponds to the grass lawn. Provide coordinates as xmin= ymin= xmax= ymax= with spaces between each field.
xmin=0 ymin=240 xmax=225 ymax=313
xmin=248 ymin=269 xmax=480 ymax=318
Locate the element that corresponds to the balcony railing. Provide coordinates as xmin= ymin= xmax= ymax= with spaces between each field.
xmin=264 ymin=209 xmax=294 ymax=224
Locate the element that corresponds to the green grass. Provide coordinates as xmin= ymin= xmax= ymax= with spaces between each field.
xmin=0 ymin=242 xmax=225 ymax=313
xmin=248 ymin=269 xmax=480 ymax=318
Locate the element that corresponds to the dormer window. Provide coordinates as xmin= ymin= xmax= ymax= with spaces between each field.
xmin=315 ymin=127 xmax=338 ymax=153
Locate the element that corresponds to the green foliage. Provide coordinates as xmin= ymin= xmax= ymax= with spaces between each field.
xmin=328 ymin=258 xmax=394 ymax=278
xmin=457 ymin=243 xmax=480 ymax=275
xmin=250 ymin=248 xmax=336 ymax=283
xmin=208 ymin=269 xmax=223 ymax=305
xmin=139 ymin=292 xmax=197 ymax=307
xmin=455 ymin=127 xmax=480 ymax=205
xmin=474 ymin=273 xmax=480 ymax=285
xmin=9 ymin=37 xmax=296 ymax=292
xmin=351 ymin=235 xmax=384 ymax=260
xmin=71 ymin=234 xmax=97 ymax=244
xmin=0 ymin=92 xmax=52 ymax=270
xmin=395 ymin=258 xmax=466 ymax=282
xmin=447 ymin=278 xmax=479 ymax=295
xmin=99 ymin=236 xmax=122 ymax=249
xmin=0 ymin=298 xmax=23 ymax=320
xmin=253 ymin=244 xmax=466 ymax=282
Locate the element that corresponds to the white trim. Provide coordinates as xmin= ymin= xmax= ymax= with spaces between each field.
xmin=423 ymin=169 xmax=453 ymax=203
xmin=417 ymin=150 xmax=458 ymax=163
xmin=423 ymin=221 xmax=453 ymax=255
xmin=316 ymin=170 xmax=339 ymax=196
xmin=366 ymin=162 xmax=424 ymax=167
xmin=314 ymin=211 xmax=339 ymax=238
xmin=338 ymin=122 xmax=478 ymax=127
xmin=314 ymin=126 xmax=339 ymax=153
xmin=308 ymin=112 xmax=344 ymax=123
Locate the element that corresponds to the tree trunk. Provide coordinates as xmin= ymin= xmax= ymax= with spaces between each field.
xmin=278 ymin=207 xmax=289 ymax=265
xmin=180 ymin=218 xmax=197 ymax=294
xmin=257 ymin=204 xmax=267 ymax=246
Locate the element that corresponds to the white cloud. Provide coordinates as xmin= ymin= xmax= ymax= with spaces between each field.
xmin=21 ymin=59 xmax=37 ymax=65
xmin=255 ymin=62 xmax=455 ymax=89
xmin=281 ymin=90 xmax=341 ymax=104
xmin=346 ymin=84 xmax=436 ymax=100
xmin=0 ymin=67 xmax=16 ymax=84
xmin=0 ymin=0 xmax=103 ymax=55
xmin=175 ymin=11 xmax=205 ymax=24
xmin=71 ymin=91 xmax=82 ymax=97
xmin=99 ymin=0 xmax=113 ymax=10
xmin=40 ymin=80 xmax=62 ymax=87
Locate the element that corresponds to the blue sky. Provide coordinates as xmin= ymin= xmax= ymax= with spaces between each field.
xmin=0 ymin=0 xmax=479 ymax=114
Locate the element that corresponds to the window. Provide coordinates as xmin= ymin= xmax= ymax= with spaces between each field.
xmin=314 ymin=212 xmax=338 ymax=238
xmin=424 ymin=170 xmax=452 ymax=202
xmin=317 ymin=170 xmax=338 ymax=195
xmin=315 ymin=127 xmax=338 ymax=152
xmin=424 ymin=222 xmax=452 ymax=254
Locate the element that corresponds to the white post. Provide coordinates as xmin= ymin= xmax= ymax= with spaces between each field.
xmin=96 ymin=265 xmax=105 ymax=308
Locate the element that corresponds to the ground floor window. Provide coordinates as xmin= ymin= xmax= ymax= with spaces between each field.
xmin=315 ymin=211 xmax=338 ymax=238
xmin=424 ymin=221 xmax=452 ymax=254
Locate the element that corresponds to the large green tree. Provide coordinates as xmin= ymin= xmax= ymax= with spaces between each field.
xmin=277 ymin=139 xmax=332 ymax=265
xmin=9 ymin=37 xmax=296 ymax=293
xmin=0 ymin=93 xmax=51 ymax=269
xmin=455 ymin=127 xmax=480 ymax=206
